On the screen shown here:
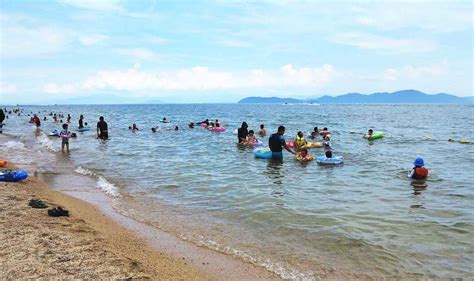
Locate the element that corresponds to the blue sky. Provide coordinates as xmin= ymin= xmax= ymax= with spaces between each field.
xmin=0 ymin=0 xmax=472 ymax=103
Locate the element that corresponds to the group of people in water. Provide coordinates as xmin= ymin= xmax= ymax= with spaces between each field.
xmin=2 ymin=107 xmax=429 ymax=180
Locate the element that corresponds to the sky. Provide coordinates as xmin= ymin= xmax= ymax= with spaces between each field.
xmin=0 ymin=0 xmax=473 ymax=104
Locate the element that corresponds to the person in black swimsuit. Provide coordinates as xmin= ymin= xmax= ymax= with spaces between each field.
xmin=237 ymin=122 xmax=249 ymax=144
xmin=97 ymin=116 xmax=108 ymax=140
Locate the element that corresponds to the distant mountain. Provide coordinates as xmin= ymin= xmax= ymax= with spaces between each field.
xmin=238 ymin=97 xmax=303 ymax=104
xmin=238 ymin=90 xmax=471 ymax=104
xmin=463 ymin=96 xmax=474 ymax=102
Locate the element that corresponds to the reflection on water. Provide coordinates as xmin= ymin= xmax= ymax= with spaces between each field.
xmin=265 ymin=159 xmax=284 ymax=185
xmin=411 ymin=180 xmax=428 ymax=196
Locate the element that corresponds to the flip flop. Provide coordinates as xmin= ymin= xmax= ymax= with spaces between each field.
xmin=47 ymin=206 xmax=69 ymax=217
xmin=29 ymin=199 xmax=48 ymax=209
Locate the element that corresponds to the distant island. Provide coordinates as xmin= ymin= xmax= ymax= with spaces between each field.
xmin=238 ymin=90 xmax=473 ymax=104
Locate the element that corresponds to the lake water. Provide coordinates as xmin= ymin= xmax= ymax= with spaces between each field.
xmin=1 ymin=104 xmax=473 ymax=279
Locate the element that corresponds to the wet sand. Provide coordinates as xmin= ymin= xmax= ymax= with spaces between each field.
xmin=0 ymin=160 xmax=280 ymax=280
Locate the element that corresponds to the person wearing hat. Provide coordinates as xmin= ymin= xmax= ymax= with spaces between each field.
xmin=408 ymin=157 xmax=429 ymax=180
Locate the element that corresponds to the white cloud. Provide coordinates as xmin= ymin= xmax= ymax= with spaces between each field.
xmin=43 ymin=83 xmax=77 ymax=94
xmin=382 ymin=63 xmax=447 ymax=82
xmin=330 ymin=32 xmax=437 ymax=54
xmin=144 ymin=35 xmax=170 ymax=45
xmin=42 ymin=64 xmax=340 ymax=94
xmin=79 ymin=34 xmax=108 ymax=46
xmin=383 ymin=68 xmax=399 ymax=81
xmin=350 ymin=3 xmax=473 ymax=33
xmin=59 ymin=0 xmax=124 ymax=12
xmin=114 ymin=48 xmax=158 ymax=60
xmin=0 ymin=14 xmax=70 ymax=58
xmin=218 ymin=40 xmax=253 ymax=48
xmin=0 ymin=83 xmax=17 ymax=94
xmin=281 ymin=64 xmax=338 ymax=86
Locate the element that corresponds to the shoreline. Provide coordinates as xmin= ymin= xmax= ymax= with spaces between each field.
xmin=0 ymin=160 xmax=279 ymax=280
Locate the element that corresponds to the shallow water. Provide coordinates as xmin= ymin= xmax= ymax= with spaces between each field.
xmin=1 ymin=104 xmax=473 ymax=279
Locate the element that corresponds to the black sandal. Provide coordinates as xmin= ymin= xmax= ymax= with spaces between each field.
xmin=29 ymin=199 xmax=48 ymax=209
xmin=47 ymin=206 xmax=69 ymax=217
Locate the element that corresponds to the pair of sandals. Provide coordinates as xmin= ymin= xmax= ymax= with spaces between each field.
xmin=29 ymin=199 xmax=48 ymax=209
xmin=28 ymin=199 xmax=69 ymax=217
xmin=48 ymin=206 xmax=69 ymax=217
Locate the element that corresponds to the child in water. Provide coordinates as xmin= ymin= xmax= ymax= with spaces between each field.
xmin=309 ymin=127 xmax=319 ymax=138
xmin=322 ymin=135 xmax=332 ymax=151
xmin=408 ymin=158 xmax=429 ymax=180
xmin=325 ymin=150 xmax=332 ymax=158
xmin=246 ymin=130 xmax=257 ymax=144
xmin=296 ymin=148 xmax=313 ymax=161
xmin=365 ymin=129 xmax=373 ymax=139
xmin=60 ymin=123 xmax=72 ymax=153
xmin=308 ymin=131 xmax=318 ymax=140
xmin=294 ymin=131 xmax=308 ymax=150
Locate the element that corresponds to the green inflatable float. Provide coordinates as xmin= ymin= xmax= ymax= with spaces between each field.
xmin=363 ymin=131 xmax=384 ymax=141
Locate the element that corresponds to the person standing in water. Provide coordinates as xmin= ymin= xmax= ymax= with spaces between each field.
xmin=67 ymin=114 xmax=71 ymax=123
xmin=237 ymin=122 xmax=249 ymax=144
xmin=97 ymin=116 xmax=108 ymax=140
xmin=32 ymin=114 xmax=41 ymax=128
xmin=258 ymin=124 xmax=266 ymax=137
xmin=269 ymin=126 xmax=295 ymax=160
xmin=0 ymin=109 xmax=5 ymax=134
xmin=79 ymin=115 xmax=84 ymax=129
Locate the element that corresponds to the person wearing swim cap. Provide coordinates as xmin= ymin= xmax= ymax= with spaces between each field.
xmin=269 ymin=126 xmax=295 ymax=160
xmin=408 ymin=157 xmax=429 ymax=180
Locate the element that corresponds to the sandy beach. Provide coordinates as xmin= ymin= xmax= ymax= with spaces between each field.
xmin=0 ymin=162 xmax=211 ymax=280
xmin=0 ymin=158 xmax=282 ymax=280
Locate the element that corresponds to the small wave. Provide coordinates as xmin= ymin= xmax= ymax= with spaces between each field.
xmin=75 ymin=166 xmax=120 ymax=197
xmin=36 ymin=134 xmax=59 ymax=152
xmin=181 ymin=235 xmax=314 ymax=280
xmin=1 ymin=140 xmax=26 ymax=150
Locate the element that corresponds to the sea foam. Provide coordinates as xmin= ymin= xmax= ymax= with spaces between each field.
xmin=75 ymin=166 xmax=120 ymax=197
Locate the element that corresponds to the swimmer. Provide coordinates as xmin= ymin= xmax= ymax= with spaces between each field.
xmin=294 ymin=131 xmax=308 ymax=150
xmin=246 ymin=130 xmax=257 ymax=144
xmin=238 ymin=122 xmax=249 ymax=144
xmin=258 ymin=124 xmax=266 ymax=137
xmin=408 ymin=157 xmax=429 ymax=180
xmin=296 ymin=148 xmax=313 ymax=161
xmin=365 ymin=129 xmax=374 ymax=139
xmin=308 ymin=131 xmax=318 ymax=139
xmin=325 ymin=150 xmax=332 ymax=158
xmin=322 ymin=135 xmax=332 ymax=151
xmin=269 ymin=126 xmax=295 ymax=159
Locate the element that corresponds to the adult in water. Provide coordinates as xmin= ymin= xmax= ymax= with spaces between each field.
xmin=0 ymin=108 xmax=5 ymax=124
xmin=79 ymin=115 xmax=84 ymax=129
xmin=0 ymin=109 xmax=4 ymax=133
xmin=237 ymin=121 xmax=249 ymax=144
xmin=97 ymin=116 xmax=108 ymax=140
xmin=269 ymin=126 xmax=295 ymax=160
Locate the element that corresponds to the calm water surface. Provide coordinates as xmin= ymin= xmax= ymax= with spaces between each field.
xmin=1 ymin=104 xmax=473 ymax=279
